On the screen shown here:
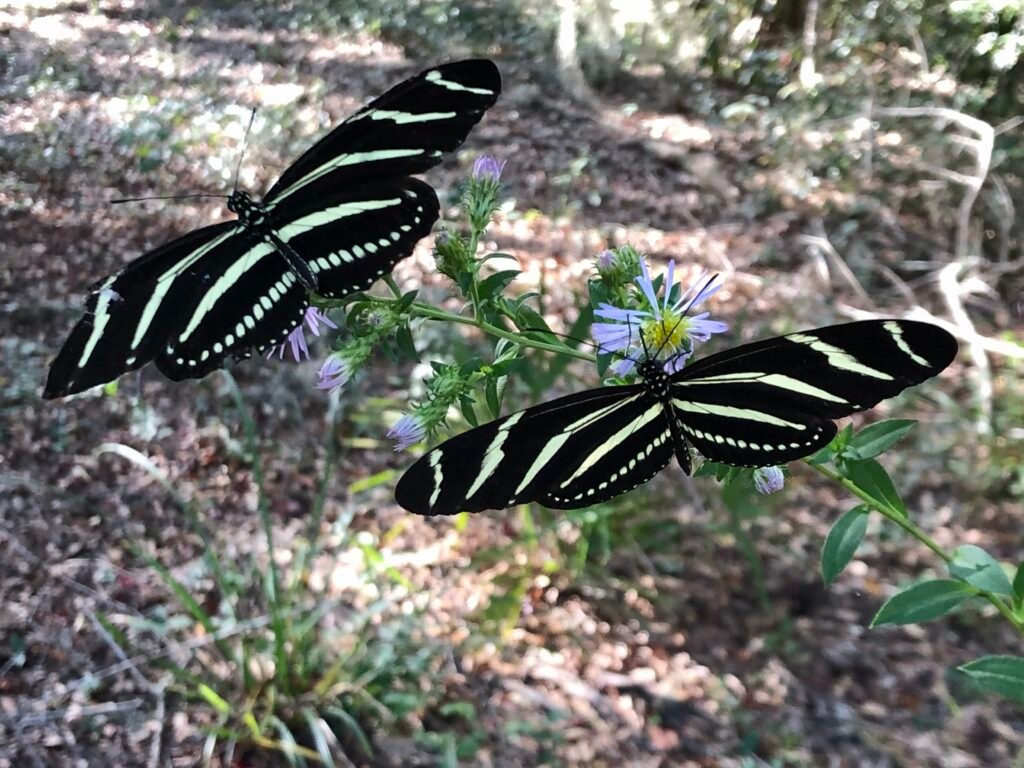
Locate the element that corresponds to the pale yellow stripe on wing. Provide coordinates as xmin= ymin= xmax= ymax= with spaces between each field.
xmin=884 ymin=321 xmax=930 ymax=367
xmin=788 ymin=333 xmax=894 ymax=381
xmin=465 ymin=411 xmax=525 ymax=500
xmin=277 ymin=198 xmax=402 ymax=241
xmin=76 ymin=277 xmax=118 ymax=370
xmin=130 ymin=227 xmax=240 ymax=351
xmin=514 ymin=394 xmax=644 ymax=496
xmin=676 ymin=372 xmax=848 ymax=403
xmin=559 ymin=403 xmax=664 ymax=489
xmin=672 ymin=399 xmax=807 ymax=429
xmin=177 ymin=241 xmax=276 ymax=342
xmin=272 ymin=149 xmax=424 ymax=203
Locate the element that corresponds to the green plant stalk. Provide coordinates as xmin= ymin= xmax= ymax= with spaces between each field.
xmin=401 ymin=297 xmax=595 ymax=363
xmin=224 ymin=371 xmax=293 ymax=696
xmin=809 ymin=461 xmax=1024 ymax=634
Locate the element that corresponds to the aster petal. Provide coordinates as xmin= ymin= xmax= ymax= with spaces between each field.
xmin=388 ymin=413 xmax=427 ymax=451
xmin=610 ymin=355 xmax=638 ymax=376
xmin=635 ymin=257 xmax=661 ymax=314
xmin=316 ymin=355 xmax=351 ymax=392
xmin=663 ymin=259 xmax=676 ymax=312
xmin=686 ymin=312 xmax=730 ymax=342
xmin=754 ymin=466 xmax=785 ymax=494
xmin=662 ymin=351 xmax=692 ymax=374
xmin=593 ymin=303 xmax=650 ymax=323
xmin=592 ymin=322 xmax=635 ymax=354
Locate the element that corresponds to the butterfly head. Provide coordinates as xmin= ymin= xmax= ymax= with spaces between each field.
xmin=638 ymin=358 xmax=671 ymax=400
xmin=228 ymin=190 xmax=265 ymax=226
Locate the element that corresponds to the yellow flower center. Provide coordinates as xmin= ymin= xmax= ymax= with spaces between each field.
xmin=641 ymin=311 xmax=690 ymax=355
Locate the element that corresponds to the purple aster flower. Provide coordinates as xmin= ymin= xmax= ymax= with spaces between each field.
xmin=472 ymin=155 xmax=505 ymax=182
xmin=315 ymin=353 xmax=352 ymax=393
xmin=592 ymin=257 xmax=728 ymax=375
xmin=753 ymin=466 xmax=785 ymax=495
xmin=267 ymin=307 xmax=338 ymax=362
xmin=597 ymin=250 xmax=616 ymax=272
xmin=388 ymin=413 xmax=426 ymax=451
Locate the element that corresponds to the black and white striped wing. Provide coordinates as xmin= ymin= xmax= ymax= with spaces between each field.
xmin=153 ymin=179 xmax=440 ymax=379
xmin=670 ymin=320 xmax=958 ymax=468
xmin=273 ymin=178 xmax=439 ymax=299
xmin=43 ymin=222 xmax=239 ymax=398
xmin=264 ymin=59 xmax=501 ymax=205
xmin=395 ymin=386 xmax=676 ymax=515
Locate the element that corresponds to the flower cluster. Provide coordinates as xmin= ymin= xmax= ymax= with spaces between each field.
xmin=267 ymin=307 xmax=338 ymax=361
xmin=315 ymin=306 xmax=402 ymax=395
xmin=592 ymin=252 xmax=728 ymax=375
xmin=465 ymin=155 xmax=505 ymax=233
xmin=387 ymin=363 xmax=471 ymax=451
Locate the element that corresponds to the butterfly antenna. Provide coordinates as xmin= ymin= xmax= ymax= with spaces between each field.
xmin=651 ymin=272 xmax=721 ymax=362
xmin=232 ymin=106 xmax=258 ymax=193
xmin=111 ymin=192 xmax=228 ymax=205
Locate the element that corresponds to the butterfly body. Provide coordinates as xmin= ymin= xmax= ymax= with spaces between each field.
xmin=395 ymin=320 xmax=958 ymax=516
xmin=45 ymin=59 xmax=501 ymax=399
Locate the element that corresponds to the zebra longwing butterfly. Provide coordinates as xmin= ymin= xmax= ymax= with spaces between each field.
xmin=395 ymin=320 xmax=957 ymax=515
xmin=44 ymin=59 xmax=501 ymax=399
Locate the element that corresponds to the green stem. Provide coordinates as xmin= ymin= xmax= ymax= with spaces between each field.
xmin=808 ymin=461 xmax=1024 ymax=635
xmin=223 ymin=371 xmax=292 ymax=695
xmin=374 ymin=293 xmax=596 ymax=363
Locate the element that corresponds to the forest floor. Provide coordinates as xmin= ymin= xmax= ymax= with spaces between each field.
xmin=1 ymin=2 xmax=1022 ymax=767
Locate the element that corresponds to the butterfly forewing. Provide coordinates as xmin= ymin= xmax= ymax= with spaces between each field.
xmin=44 ymin=222 xmax=238 ymax=398
xmin=670 ymin=320 xmax=957 ymax=467
xmin=264 ymin=59 xmax=501 ymax=204
xmin=395 ymin=385 xmax=678 ymax=515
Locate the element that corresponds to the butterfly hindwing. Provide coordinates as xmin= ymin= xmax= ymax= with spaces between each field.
xmin=153 ymin=234 xmax=311 ymax=380
xmin=395 ymin=386 xmax=677 ymax=515
xmin=670 ymin=320 xmax=957 ymax=467
xmin=274 ymin=177 xmax=440 ymax=299
xmin=264 ymin=59 xmax=501 ymax=204
xmin=43 ymin=222 xmax=239 ymax=398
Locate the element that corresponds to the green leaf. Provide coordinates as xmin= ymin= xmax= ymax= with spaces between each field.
xmin=485 ymin=376 xmax=503 ymax=419
xmin=348 ymin=469 xmax=397 ymax=495
xmin=958 ymin=656 xmax=1024 ymax=703
xmin=197 ymin=683 xmax=231 ymax=715
xmin=821 ymin=505 xmax=870 ymax=585
xmin=460 ymin=396 xmax=478 ymax=427
xmin=478 ymin=269 xmax=521 ymax=300
xmin=805 ymin=442 xmax=834 ymax=465
xmin=949 ymin=545 xmax=1014 ymax=595
xmin=1013 ymin=561 xmax=1024 ymax=601
xmin=871 ymin=579 xmax=977 ymax=626
xmin=398 ymin=288 xmax=419 ymax=311
xmin=845 ymin=419 xmax=916 ymax=460
xmin=326 ymin=706 xmax=373 ymax=756
xmin=394 ymin=325 xmax=418 ymax=362
xmin=843 ymin=459 xmax=906 ymax=516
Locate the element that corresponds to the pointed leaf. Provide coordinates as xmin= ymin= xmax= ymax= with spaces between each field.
xmin=1013 ymin=561 xmax=1024 ymax=603
xmin=872 ymin=579 xmax=977 ymax=626
xmin=478 ymin=269 xmax=521 ymax=300
xmin=949 ymin=545 xmax=1014 ymax=595
xmin=843 ymin=459 xmax=906 ymax=516
xmin=394 ymin=325 xmax=418 ymax=362
xmin=958 ymin=655 xmax=1024 ymax=703
xmin=821 ymin=505 xmax=870 ymax=585
xmin=845 ymin=419 xmax=916 ymax=460
xmin=460 ymin=396 xmax=478 ymax=427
